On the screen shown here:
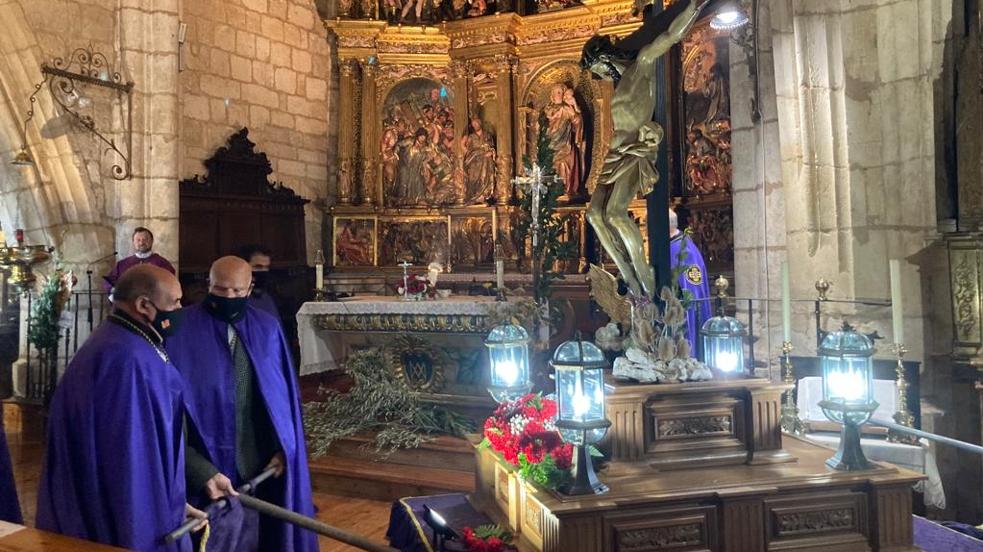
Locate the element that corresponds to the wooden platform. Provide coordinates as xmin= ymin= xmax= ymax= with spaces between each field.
xmin=0 ymin=521 xmax=126 ymax=551
xmin=310 ymin=434 xmax=476 ymax=501
xmin=475 ymin=435 xmax=926 ymax=552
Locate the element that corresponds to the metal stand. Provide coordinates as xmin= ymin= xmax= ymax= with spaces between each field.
xmin=818 ymin=400 xmax=878 ymax=471
xmin=887 ymin=343 xmax=919 ymax=445
xmin=779 ymin=341 xmax=806 ymax=434
xmin=558 ymin=424 xmax=611 ymax=496
xmin=495 ymin=287 xmax=507 ymax=302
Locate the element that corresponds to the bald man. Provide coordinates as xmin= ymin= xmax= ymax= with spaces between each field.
xmin=165 ymin=256 xmax=317 ymax=552
xmin=36 ymin=265 xmax=203 ymax=551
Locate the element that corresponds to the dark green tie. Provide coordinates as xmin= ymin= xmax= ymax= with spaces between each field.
xmin=232 ymin=330 xmax=267 ymax=481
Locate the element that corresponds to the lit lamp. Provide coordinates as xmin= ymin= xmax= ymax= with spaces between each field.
xmin=818 ymin=322 xmax=878 ymax=471
xmin=710 ymin=1 xmax=750 ymax=30
xmin=700 ymin=315 xmax=747 ymax=376
xmin=551 ymin=338 xmax=610 ymax=495
xmin=485 ymin=324 xmax=531 ymax=403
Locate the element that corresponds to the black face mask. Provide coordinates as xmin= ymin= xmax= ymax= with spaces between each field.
xmin=148 ymin=301 xmax=185 ymax=337
xmin=252 ymin=270 xmax=270 ymax=290
xmin=205 ymin=294 xmax=249 ymax=324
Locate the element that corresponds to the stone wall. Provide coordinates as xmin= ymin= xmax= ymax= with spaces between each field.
xmin=731 ymin=0 xmax=954 ymax=368
xmin=179 ymin=0 xmax=333 ymax=262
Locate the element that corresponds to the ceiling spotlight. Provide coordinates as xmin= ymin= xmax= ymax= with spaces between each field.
xmin=710 ymin=2 xmax=750 ymax=31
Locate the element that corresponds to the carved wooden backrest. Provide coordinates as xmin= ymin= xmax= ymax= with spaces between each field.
xmin=178 ymin=128 xmax=310 ymax=274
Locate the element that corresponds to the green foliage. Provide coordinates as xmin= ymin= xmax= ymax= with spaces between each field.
xmin=512 ymin=116 xmax=578 ymax=304
xmin=518 ymin=452 xmax=570 ymax=489
xmin=303 ymin=348 xmax=475 ymax=457
xmin=28 ymin=270 xmax=67 ymax=352
xmin=472 ymin=524 xmax=513 ymax=543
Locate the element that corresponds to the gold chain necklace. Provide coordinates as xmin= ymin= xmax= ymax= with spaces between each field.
xmin=109 ymin=314 xmax=170 ymax=364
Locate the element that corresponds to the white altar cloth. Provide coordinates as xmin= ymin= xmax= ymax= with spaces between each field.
xmin=297 ymin=296 xmax=505 ymax=375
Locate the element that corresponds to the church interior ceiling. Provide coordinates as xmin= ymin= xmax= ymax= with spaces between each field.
xmin=327 ymin=0 xmax=735 ymax=275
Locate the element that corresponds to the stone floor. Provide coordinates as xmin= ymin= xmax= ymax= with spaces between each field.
xmin=6 ymin=428 xmax=394 ymax=551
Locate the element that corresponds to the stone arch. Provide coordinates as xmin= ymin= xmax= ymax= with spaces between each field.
xmin=0 ymin=0 xmax=115 ymax=269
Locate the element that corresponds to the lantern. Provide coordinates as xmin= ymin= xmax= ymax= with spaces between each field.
xmin=700 ymin=315 xmax=747 ymax=376
xmin=818 ymin=322 xmax=878 ymax=470
xmin=485 ymin=324 xmax=531 ymax=403
xmin=551 ymin=338 xmax=610 ymax=495
xmin=710 ymin=1 xmax=750 ymax=31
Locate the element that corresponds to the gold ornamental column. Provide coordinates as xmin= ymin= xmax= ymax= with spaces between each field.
xmin=336 ymin=59 xmax=357 ymax=205
xmin=450 ymin=60 xmax=469 ymax=206
xmin=360 ymin=59 xmax=378 ymax=207
xmin=494 ymin=54 xmax=516 ymax=206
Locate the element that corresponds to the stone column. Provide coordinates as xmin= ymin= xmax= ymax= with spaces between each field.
xmin=336 ymin=59 xmax=357 ymax=206
xmin=360 ymin=60 xmax=378 ymax=207
xmin=494 ymin=55 xmax=516 ymax=206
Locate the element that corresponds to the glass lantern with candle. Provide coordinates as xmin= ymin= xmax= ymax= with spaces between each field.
xmin=700 ymin=315 xmax=746 ymax=376
xmin=485 ymin=324 xmax=531 ymax=403
xmin=550 ymin=338 xmax=610 ymax=495
xmin=817 ymin=322 xmax=878 ymax=470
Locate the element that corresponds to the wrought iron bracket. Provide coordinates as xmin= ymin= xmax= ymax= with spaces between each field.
xmin=39 ymin=45 xmax=134 ymax=180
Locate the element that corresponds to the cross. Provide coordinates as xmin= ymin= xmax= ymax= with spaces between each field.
xmin=398 ymin=260 xmax=412 ymax=298
xmin=511 ymin=163 xmax=561 ymax=249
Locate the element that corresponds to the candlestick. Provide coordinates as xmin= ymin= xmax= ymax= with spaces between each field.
xmin=779 ymin=340 xmax=806 ymax=435
xmin=781 ymin=261 xmax=791 ymax=342
xmin=887 ymin=343 xmax=919 ymax=445
xmin=889 ymin=259 xmax=904 ymax=345
xmin=314 ymin=249 xmax=325 ymax=291
xmin=399 ymin=260 xmax=412 ymax=300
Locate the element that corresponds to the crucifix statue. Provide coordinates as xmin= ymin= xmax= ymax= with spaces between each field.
xmin=398 ymin=260 xmax=412 ymax=299
xmin=513 ymin=163 xmax=561 ymax=304
xmin=580 ymin=0 xmax=710 ymax=299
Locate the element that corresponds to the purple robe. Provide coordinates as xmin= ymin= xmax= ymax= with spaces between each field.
xmin=36 ymin=319 xmax=192 ymax=552
xmin=671 ymin=234 xmax=712 ymax=354
xmin=103 ymin=253 xmax=176 ymax=292
xmin=249 ymin=290 xmax=279 ymax=320
xmin=165 ymin=305 xmax=318 ymax=552
xmin=0 ymin=417 xmax=22 ymax=524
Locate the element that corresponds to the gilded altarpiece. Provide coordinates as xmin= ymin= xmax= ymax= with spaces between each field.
xmin=326 ymin=0 xmax=735 ymax=278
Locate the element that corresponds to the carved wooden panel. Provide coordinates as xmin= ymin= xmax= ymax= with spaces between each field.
xmin=948 ymin=237 xmax=983 ymax=360
xmin=606 ymin=397 xmax=646 ymax=461
xmin=764 ymin=492 xmax=869 ymax=550
xmin=645 ymin=393 xmax=746 ymax=467
xmin=870 ymin=484 xmax=914 ymax=550
xmin=603 ymin=506 xmax=716 ymax=552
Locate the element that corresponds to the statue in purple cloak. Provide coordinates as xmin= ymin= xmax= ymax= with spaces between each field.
xmin=165 ymin=303 xmax=318 ymax=552
xmin=669 ymin=212 xmax=712 ymax=356
xmin=0 ymin=416 xmax=22 ymax=524
xmin=35 ymin=317 xmax=192 ymax=551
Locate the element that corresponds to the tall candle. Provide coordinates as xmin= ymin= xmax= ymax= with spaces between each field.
xmin=781 ymin=261 xmax=791 ymax=342
xmin=315 ymin=264 xmax=323 ymax=290
xmin=496 ymin=259 xmax=504 ymax=289
xmin=890 ymin=259 xmax=904 ymax=345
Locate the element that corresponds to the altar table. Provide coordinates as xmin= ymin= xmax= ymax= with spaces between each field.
xmin=297 ymin=296 xmax=518 ymax=418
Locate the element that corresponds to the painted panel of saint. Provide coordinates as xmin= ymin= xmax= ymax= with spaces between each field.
xmin=381 ymin=79 xmax=457 ymax=208
xmin=378 ymin=219 xmax=450 ymax=265
xmin=334 ymin=217 xmax=377 ymax=267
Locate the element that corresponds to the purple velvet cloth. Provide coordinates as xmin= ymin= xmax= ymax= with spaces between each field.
xmin=913 ymin=515 xmax=983 ymax=551
xmin=386 ymin=493 xmax=494 ymax=552
xmin=249 ymin=291 xmax=279 ymax=320
xmin=103 ymin=253 xmax=176 ymax=292
xmin=670 ymin=234 xmax=712 ymax=354
xmin=35 ymin=320 xmax=192 ymax=552
xmin=165 ymin=304 xmax=318 ymax=552
xmin=192 ymin=498 xmax=259 ymax=552
xmin=0 ymin=416 xmax=22 ymax=524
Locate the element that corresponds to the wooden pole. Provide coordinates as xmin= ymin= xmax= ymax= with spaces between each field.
xmin=648 ymin=2 xmax=673 ymax=295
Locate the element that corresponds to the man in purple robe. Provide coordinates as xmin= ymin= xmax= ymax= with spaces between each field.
xmin=236 ymin=244 xmax=279 ymax=319
xmin=669 ymin=209 xmax=712 ymax=356
xmin=103 ymin=227 xmax=176 ymax=294
xmin=166 ymin=256 xmax=318 ymax=552
xmin=36 ymin=265 xmax=204 ymax=551
xmin=0 ymin=416 xmax=22 ymax=524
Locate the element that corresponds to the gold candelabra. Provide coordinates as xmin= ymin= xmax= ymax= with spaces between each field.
xmin=780 ymin=340 xmax=806 ymax=434
xmin=887 ymin=343 xmax=919 ymax=445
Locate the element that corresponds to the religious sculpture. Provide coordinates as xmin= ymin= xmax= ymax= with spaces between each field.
xmin=461 ymin=116 xmax=497 ymax=204
xmin=542 ymin=84 xmax=586 ymax=199
xmin=335 ymin=219 xmax=375 ymax=266
xmin=580 ymin=0 xmax=708 ymax=299
xmin=381 ymin=81 xmax=457 ymax=207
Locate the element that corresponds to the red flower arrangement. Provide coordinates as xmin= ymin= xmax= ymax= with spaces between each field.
xmin=461 ymin=525 xmax=515 ymax=552
xmin=394 ymin=274 xmax=435 ymax=300
xmin=481 ymin=393 xmax=573 ymax=488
